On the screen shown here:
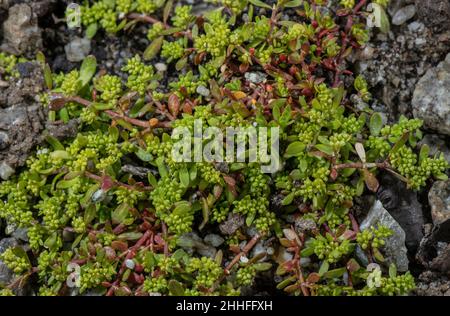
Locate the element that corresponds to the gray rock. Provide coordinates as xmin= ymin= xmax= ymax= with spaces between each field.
xmin=430 ymin=243 xmax=450 ymax=274
xmin=1 ymin=3 xmax=42 ymax=55
xmin=0 ymin=238 xmax=19 ymax=287
xmin=0 ymin=161 xmax=14 ymax=180
xmin=392 ymin=5 xmax=417 ymax=25
xmin=0 ymin=237 xmax=19 ymax=254
xmin=414 ymin=38 xmax=427 ymax=46
xmin=0 ymin=131 xmax=10 ymax=150
xmin=360 ymin=200 xmax=409 ymax=272
xmin=0 ymin=260 xmax=14 ymax=286
xmin=177 ymin=232 xmax=216 ymax=258
xmin=204 ymin=234 xmax=224 ymax=247
xmin=378 ymin=172 xmax=424 ymax=252
xmin=12 ymin=227 xmax=29 ymax=242
xmin=65 ymin=37 xmax=91 ymax=62
xmin=408 ymin=21 xmax=424 ymax=32
xmin=415 ymin=0 xmax=450 ymax=31
xmin=294 ymin=217 xmax=317 ymax=234
xmin=154 ymin=63 xmax=167 ymax=72
xmin=244 ymin=72 xmax=267 ymax=84
xmin=219 ymin=213 xmax=245 ymax=235
xmin=429 ymin=180 xmax=450 ymax=242
xmin=196 ymin=85 xmax=210 ymax=97
xmin=0 ymin=62 xmax=46 ymax=170
xmin=412 ymin=53 xmax=450 ymax=135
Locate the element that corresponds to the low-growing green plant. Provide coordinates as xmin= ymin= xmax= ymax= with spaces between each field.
xmin=0 ymin=0 xmax=448 ymax=297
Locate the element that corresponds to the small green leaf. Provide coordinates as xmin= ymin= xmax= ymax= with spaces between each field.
xmin=44 ymin=232 xmax=59 ymax=251
xmin=254 ymin=262 xmax=272 ymax=271
xmin=44 ymin=64 xmax=52 ymax=89
xmin=147 ymin=173 xmax=158 ymax=187
xmin=112 ymin=203 xmax=130 ymax=224
xmin=282 ymin=192 xmax=295 ymax=206
xmin=248 ymin=0 xmax=272 ymax=9
xmin=285 ymin=142 xmax=306 ymax=158
xmin=246 ymin=211 xmax=256 ymax=226
xmin=315 ymin=144 xmax=334 ymax=156
xmin=373 ymin=247 xmax=385 ymax=262
xmin=389 ymin=263 xmax=397 ymax=278
xmin=84 ymin=204 xmax=96 ymax=224
xmin=168 ymin=279 xmax=185 ymax=296
xmin=175 ymin=56 xmax=188 ymax=71
xmin=283 ymin=0 xmax=302 ymax=8
xmin=163 ymin=0 xmax=173 ymax=24
xmin=136 ymin=148 xmax=153 ymax=162
xmin=318 ymin=261 xmax=329 ymax=276
xmin=419 ymin=144 xmax=430 ymax=164
xmin=118 ymin=232 xmax=143 ymax=241
xmin=11 ymin=247 xmax=30 ymax=265
xmin=45 ymin=134 xmax=65 ymax=151
xmin=36 ymin=51 xmax=45 ymax=64
xmin=144 ymin=36 xmax=164 ymax=61
xmin=86 ymin=23 xmax=98 ymax=39
xmin=369 ymin=113 xmax=383 ymax=136
xmin=79 ymin=55 xmax=97 ymax=87
xmin=173 ymin=201 xmax=191 ymax=216
xmin=323 ymin=267 xmax=346 ymax=279
xmin=390 ymin=133 xmax=409 ymax=155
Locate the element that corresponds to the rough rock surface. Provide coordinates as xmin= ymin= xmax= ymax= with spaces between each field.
xmin=360 ymin=200 xmax=410 ymax=272
xmin=378 ymin=173 xmax=424 ymax=252
xmin=428 ymin=180 xmax=450 ymax=242
xmin=415 ymin=0 xmax=450 ymax=32
xmin=356 ymin=1 xmax=449 ymax=122
xmin=412 ymin=53 xmax=450 ymax=135
xmin=430 ymin=243 xmax=450 ymax=275
xmin=0 ymin=61 xmax=46 ymax=177
xmin=0 ymin=237 xmax=19 ymax=287
xmin=65 ymin=37 xmax=91 ymax=62
xmin=1 ymin=3 xmax=42 ymax=56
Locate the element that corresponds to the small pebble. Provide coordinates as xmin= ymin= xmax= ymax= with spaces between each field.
xmin=244 ymin=71 xmax=267 ymax=84
xmin=125 ymin=259 xmax=135 ymax=270
xmin=204 ymin=234 xmax=225 ymax=247
xmin=196 ymin=85 xmax=210 ymax=97
xmin=0 ymin=162 xmax=15 ymax=180
xmin=65 ymin=37 xmax=91 ymax=62
xmin=0 ymin=131 xmax=10 ymax=150
xmin=392 ymin=5 xmax=416 ymax=26
xmin=155 ymin=63 xmax=167 ymax=72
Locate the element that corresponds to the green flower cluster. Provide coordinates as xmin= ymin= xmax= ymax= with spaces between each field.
xmin=94 ymin=75 xmax=122 ymax=103
xmin=236 ymin=265 xmax=256 ymax=286
xmin=172 ymin=5 xmax=192 ymax=28
xmin=194 ymin=10 xmax=231 ymax=57
xmin=0 ymin=52 xmax=21 ymax=80
xmin=122 ymin=55 xmax=156 ymax=95
xmin=161 ymin=40 xmax=185 ymax=62
xmin=356 ymin=226 xmax=393 ymax=250
xmin=0 ymin=248 xmax=30 ymax=274
xmin=309 ymin=234 xmax=354 ymax=264
xmin=80 ymin=262 xmax=116 ymax=293
xmin=390 ymin=147 xmax=449 ymax=190
xmin=2 ymin=0 xmax=447 ymax=298
xmin=186 ymin=257 xmax=223 ymax=288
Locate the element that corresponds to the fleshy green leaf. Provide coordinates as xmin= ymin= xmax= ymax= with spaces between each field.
xmin=144 ymin=36 xmax=164 ymax=61
xmin=369 ymin=113 xmax=383 ymax=136
xmin=79 ymin=55 xmax=97 ymax=87
xmin=248 ymin=0 xmax=272 ymax=9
